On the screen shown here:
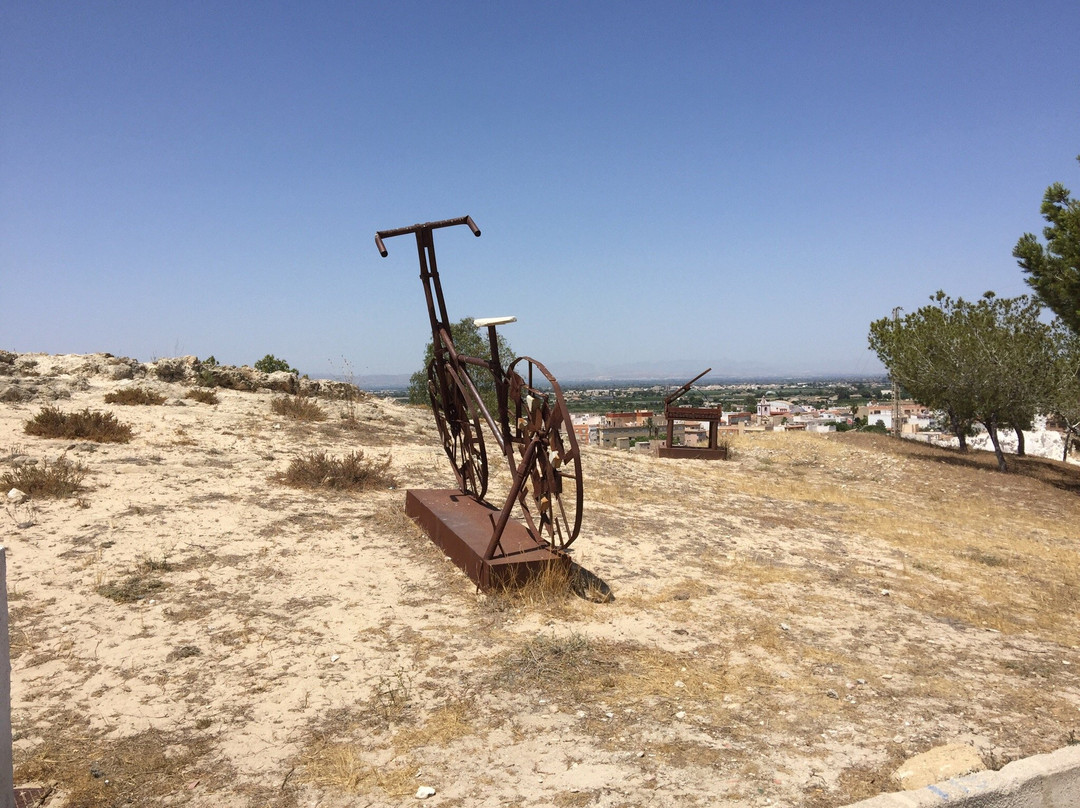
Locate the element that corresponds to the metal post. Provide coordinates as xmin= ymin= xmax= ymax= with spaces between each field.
xmin=891 ymin=307 xmax=903 ymax=438
xmin=0 ymin=548 xmax=14 ymax=808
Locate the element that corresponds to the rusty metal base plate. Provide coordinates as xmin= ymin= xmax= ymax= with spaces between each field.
xmin=14 ymin=786 xmax=52 ymax=808
xmin=657 ymin=446 xmax=729 ymax=460
xmin=405 ymin=489 xmax=565 ymax=589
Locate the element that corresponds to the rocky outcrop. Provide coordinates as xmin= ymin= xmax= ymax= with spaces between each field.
xmin=0 ymin=352 xmax=367 ymax=401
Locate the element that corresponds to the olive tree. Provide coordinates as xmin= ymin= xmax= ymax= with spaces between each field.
xmin=407 ymin=317 xmax=515 ymax=415
xmin=869 ymin=292 xmax=1056 ymax=471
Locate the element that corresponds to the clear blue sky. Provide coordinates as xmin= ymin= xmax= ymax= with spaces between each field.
xmin=3 ymin=2 xmax=1078 ymax=380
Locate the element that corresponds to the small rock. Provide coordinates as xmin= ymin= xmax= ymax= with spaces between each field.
xmin=6 ymin=488 xmax=27 ymax=503
xmin=415 ymin=785 xmax=436 ymax=799
xmin=826 ymin=689 xmax=839 ymax=699
xmin=780 ymin=623 xmax=790 ymax=631
xmin=892 ymin=743 xmax=984 ymax=790
xmin=881 ymin=589 xmax=891 ymax=596
xmin=675 ymin=711 xmax=687 ymax=719
xmin=330 ymin=654 xmax=340 ymax=663
xmin=674 ymin=680 xmax=685 ymax=688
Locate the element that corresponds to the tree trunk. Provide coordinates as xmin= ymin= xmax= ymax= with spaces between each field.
xmin=1066 ymin=432 xmax=1073 ymax=463
xmin=949 ymin=410 xmax=968 ymax=451
xmin=1015 ymin=427 xmax=1026 ymax=457
xmin=985 ymin=419 xmax=1008 ymax=472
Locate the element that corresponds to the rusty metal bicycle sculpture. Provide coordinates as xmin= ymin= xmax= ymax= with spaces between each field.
xmin=376 ymin=216 xmax=583 ymax=587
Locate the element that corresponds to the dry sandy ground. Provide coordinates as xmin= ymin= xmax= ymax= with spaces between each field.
xmin=1 ymin=353 xmax=1078 ymax=808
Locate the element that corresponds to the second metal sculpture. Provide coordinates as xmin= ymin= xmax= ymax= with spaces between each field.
xmin=376 ymin=216 xmax=583 ymax=588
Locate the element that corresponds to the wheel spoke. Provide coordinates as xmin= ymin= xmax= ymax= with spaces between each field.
xmin=506 ymin=356 xmax=583 ymax=548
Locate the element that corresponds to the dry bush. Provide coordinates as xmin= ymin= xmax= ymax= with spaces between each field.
xmin=271 ymin=395 xmax=327 ymax=421
xmin=279 ymin=450 xmax=395 ymax=491
xmin=184 ymin=388 xmax=219 ymax=404
xmin=153 ymin=358 xmax=187 ymax=382
xmin=103 ymin=387 xmax=166 ymax=405
xmin=24 ymin=406 xmax=133 ymax=443
xmin=0 ymin=456 xmax=86 ymax=499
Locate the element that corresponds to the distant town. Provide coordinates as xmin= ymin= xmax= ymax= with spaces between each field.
xmin=557 ymin=378 xmax=929 ymax=451
xmin=365 ymin=375 xmax=939 ymax=452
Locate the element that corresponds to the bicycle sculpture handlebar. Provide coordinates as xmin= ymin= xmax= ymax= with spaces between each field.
xmin=375 ymin=216 xmax=583 ymax=555
xmin=375 ymin=216 xmax=480 ymax=257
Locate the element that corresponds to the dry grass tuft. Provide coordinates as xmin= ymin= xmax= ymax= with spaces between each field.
xmin=184 ymin=388 xmax=219 ymax=405
xmin=488 ymin=560 xmax=576 ymax=611
xmin=271 ymin=395 xmax=327 ymax=421
xmin=298 ymin=743 xmax=418 ymax=797
xmin=103 ymin=387 xmax=166 ymax=405
xmin=279 ymin=450 xmax=395 ymax=491
xmin=24 ymin=406 xmax=133 ymax=443
xmin=503 ymin=630 xmax=605 ymax=689
xmin=392 ymin=699 xmax=476 ymax=753
xmin=0 ymin=456 xmax=86 ymax=498
xmin=14 ymin=722 xmax=215 ymax=807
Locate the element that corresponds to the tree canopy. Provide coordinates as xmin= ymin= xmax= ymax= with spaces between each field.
xmin=407 ymin=317 xmax=515 ymax=415
xmin=869 ymin=292 xmax=1057 ymax=471
xmin=1013 ymin=156 xmax=1080 ymax=335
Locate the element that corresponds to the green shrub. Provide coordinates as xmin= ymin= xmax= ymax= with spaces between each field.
xmin=254 ymin=354 xmax=296 ymax=374
xmin=154 ymin=359 xmax=187 ymax=382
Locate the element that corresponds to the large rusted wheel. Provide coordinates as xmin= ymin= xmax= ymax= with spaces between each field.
xmin=428 ymin=359 xmax=488 ymax=500
xmin=507 ymin=356 xmax=583 ymax=549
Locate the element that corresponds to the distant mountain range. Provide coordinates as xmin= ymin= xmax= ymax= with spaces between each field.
xmin=344 ymin=358 xmax=885 ymax=390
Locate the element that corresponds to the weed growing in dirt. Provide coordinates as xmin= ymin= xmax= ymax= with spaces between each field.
xmin=24 ymin=406 xmax=133 ymax=443
xmin=184 ymin=388 xmax=219 ymax=404
xmin=271 ymin=395 xmax=327 ymax=421
xmin=507 ymin=630 xmax=597 ymax=687
xmin=104 ymin=387 xmax=166 ymax=405
xmin=279 ymin=450 xmax=395 ymax=491
xmin=373 ymin=668 xmax=413 ymax=723
xmin=0 ymin=456 xmax=86 ymax=498
xmin=96 ymin=557 xmax=171 ymax=603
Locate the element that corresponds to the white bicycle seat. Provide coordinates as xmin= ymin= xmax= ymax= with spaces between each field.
xmin=474 ymin=316 xmax=517 ymax=327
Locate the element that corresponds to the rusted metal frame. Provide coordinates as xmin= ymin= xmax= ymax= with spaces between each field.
xmin=486 ymin=324 xmax=514 ymax=455
xmin=415 ymin=232 xmax=457 ymax=432
xmin=513 ymin=355 xmax=583 ymax=543
xmin=484 ymin=436 xmax=542 ymax=561
xmin=434 ymin=360 xmax=476 ymax=494
xmin=444 ymin=341 xmax=511 ymax=463
xmin=664 ymin=367 xmax=712 ymax=406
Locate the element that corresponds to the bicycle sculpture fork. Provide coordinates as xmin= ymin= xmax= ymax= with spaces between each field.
xmin=375 ymin=217 xmax=583 ymax=586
